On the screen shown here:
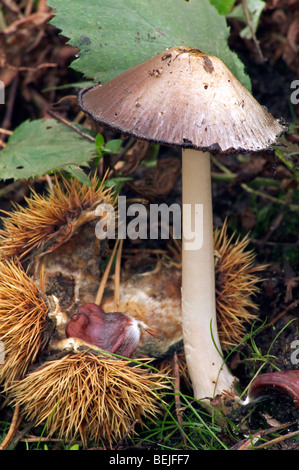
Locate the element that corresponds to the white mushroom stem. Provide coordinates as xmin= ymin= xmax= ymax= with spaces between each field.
xmin=181 ymin=148 xmax=236 ymax=400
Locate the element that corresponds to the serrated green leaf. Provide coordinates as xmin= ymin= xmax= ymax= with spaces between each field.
xmin=47 ymin=0 xmax=251 ymax=90
xmin=0 ymin=119 xmax=96 ymax=181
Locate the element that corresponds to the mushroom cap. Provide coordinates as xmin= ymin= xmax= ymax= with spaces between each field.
xmin=79 ymin=46 xmax=287 ymax=153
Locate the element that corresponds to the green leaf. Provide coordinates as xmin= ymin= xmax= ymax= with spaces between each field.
xmin=103 ymin=139 xmax=122 ymax=154
xmin=95 ymin=133 xmax=105 ymax=155
xmin=227 ymin=0 xmax=266 ymax=39
xmin=94 ymin=134 xmax=122 ymax=158
xmin=48 ymin=0 xmax=251 ymax=90
xmin=209 ymin=0 xmax=236 ymax=15
xmin=69 ymin=444 xmax=80 ymax=450
xmin=64 ymin=165 xmax=92 ymax=186
xmin=104 ymin=176 xmax=133 ymax=187
xmin=0 ymin=119 xmax=96 ymax=181
xmin=104 ymin=176 xmax=133 ymax=194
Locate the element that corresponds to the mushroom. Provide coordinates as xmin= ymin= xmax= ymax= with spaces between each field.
xmin=78 ymin=46 xmax=287 ymax=401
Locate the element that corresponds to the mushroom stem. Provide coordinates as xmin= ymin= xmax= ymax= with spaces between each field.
xmin=181 ymin=148 xmax=236 ymax=400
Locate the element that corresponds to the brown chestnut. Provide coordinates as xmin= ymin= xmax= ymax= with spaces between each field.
xmin=65 ymin=303 xmax=146 ymax=357
xmin=248 ymin=370 xmax=299 ymax=408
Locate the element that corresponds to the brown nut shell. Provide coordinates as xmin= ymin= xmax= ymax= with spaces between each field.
xmin=65 ymin=303 xmax=142 ymax=358
xmin=248 ymin=370 xmax=299 ymax=407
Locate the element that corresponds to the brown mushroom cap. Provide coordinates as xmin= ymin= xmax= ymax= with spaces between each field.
xmin=79 ymin=46 xmax=287 ymax=153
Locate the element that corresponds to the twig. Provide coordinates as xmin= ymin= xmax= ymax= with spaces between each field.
xmin=5 ymin=62 xmax=57 ymax=73
xmin=241 ymin=0 xmax=265 ymax=63
xmin=114 ymin=239 xmax=123 ymax=311
xmin=18 ymin=436 xmax=63 ymax=443
xmin=47 ymin=108 xmax=95 ymax=143
xmin=268 ymin=299 xmax=299 ymax=328
xmin=172 ymin=351 xmax=187 ymax=447
xmin=6 ymin=421 xmax=37 ymax=449
xmin=25 ymin=0 xmax=34 ymax=16
xmin=3 ymin=11 xmax=53 ymax=35
xmin=252 ymin=298 xmax=299 ymax=341
xmin=211 ymin=155 xmax=299 ymax=211
xmin=113 ymin=419 xmax=138 ymax=450
xmin=256 ymin=428 xmax=299 ymax=450
xmin=232 ymin=421 xmax=296 ymax=450
xmin=0 ymin=180 xmax=30 ymax=199
xmin=211 ymin=172 xmax=281 ymax=188
xmin=240 ymin=183 xmax=299 ymax=212
xmin=1 ymin=0 xmax=21 ymax=15
xmin=73 ymin=110 xmax=86 ymax=124
xmin=259 ymin=211 xmax=284 ymax=244
xmin=0 ymin=404 xmax=22 ymax=450
xmin=211 ymin=156 xmax=281 ymax=188
xmin=251 ymin=239 xmax=299 ymax=248
xmin=236 ymin=434 xmax=261 ymax=450
xmin=111 ymin=137 xmax=136 ymax=170
xmin=122 ymin=248 xmax=167 ymax=255
xmin=0 ymin=128 xmax=13 ymax=135
xmin=45 ymin=174 xmax=54 ymax=192
xmin=94 ymin=239 xmax=120 ymax=305
xmin=0 ymin=75 xmax=19 ymax=145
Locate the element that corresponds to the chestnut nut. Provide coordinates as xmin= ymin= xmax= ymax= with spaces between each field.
xmin=65 ymin=303 xmax=146 ymax=357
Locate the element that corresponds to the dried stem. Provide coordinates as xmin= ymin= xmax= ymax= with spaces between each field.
xmin=47 ymin=108 xmax=95 ymax=143
xmin=114 ymin=239 xmax=123 ymax=311
xmin=94 ymin=239 xmax=120 ymax=305
xmin=241 ymin=0 xmax=265 ymax=63
xmin=0 ymin=404 xmax=22 ymax=450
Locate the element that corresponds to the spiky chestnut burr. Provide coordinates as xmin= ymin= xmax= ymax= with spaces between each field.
xmin=0 ymin=259 xmax=49 ymax=385
xmin=7 ymin=346 xmax=167 ymax=447
xmin=0 ymin=174 xmax=112 ymax=261
xmin=0 ymin=174 xmax=115 ymax=317
xmin=213 ymin=223 xmax=263 ymax=350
